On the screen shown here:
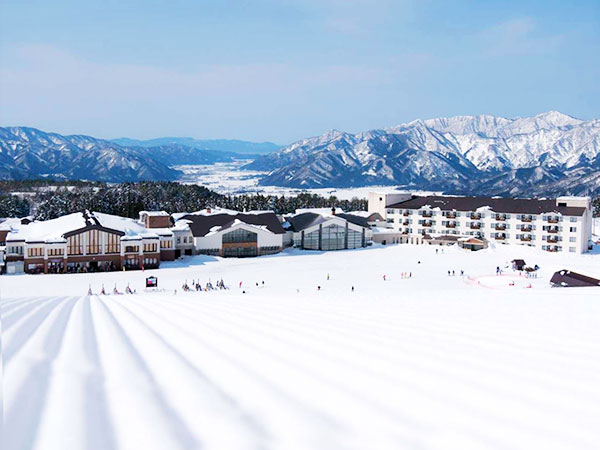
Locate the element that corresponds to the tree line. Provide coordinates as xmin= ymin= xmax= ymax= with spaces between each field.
xmin=0 ymin=181 xmax=367 ymax=220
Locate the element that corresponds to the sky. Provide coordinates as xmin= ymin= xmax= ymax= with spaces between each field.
xmin=0 ymin=0 xmax=599 ymax=144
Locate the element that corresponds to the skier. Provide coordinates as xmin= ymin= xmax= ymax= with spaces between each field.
xmin=101 ymin=284 xmax=106 ymax=295
xmin=383 ymin=274 xmax=386 ymax=281
xmin=452 ymin=270 xmax=455 ymax=276
xmin=460 ymin=270 xmax=464 ymax=276
xmin=448 ymin=270 xmax=451 ymax=276
xmin=87 ymin=285 xmax=93 ymax=296
xmin=239 ymin=281 xmax=242 ymax=288
xmin=436 ymin=248 xmax=438 ymax=254
xmin=318 ymin=286 xmax=321 ymax=291
xmin=351 ymin=286 xmax=355 ymax=292
xmin=327 ymin=273 xmax=330 ymax=281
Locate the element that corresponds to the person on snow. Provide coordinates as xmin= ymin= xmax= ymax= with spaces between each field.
xmin=87 ymin=285 xmax=93 ymax=296
xmin=351 ymin=286 xmax=355 ymax=292
xmin=101 ymin=284 xmax=106 ymax=295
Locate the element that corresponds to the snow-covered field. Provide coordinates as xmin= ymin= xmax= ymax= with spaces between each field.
xmin=175 ymin=162 xmax=418 ymax=199
xmin=2 ymin=244 xmax=600 ymax=450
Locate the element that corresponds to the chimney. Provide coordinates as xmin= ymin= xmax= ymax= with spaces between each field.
xmin=331 ymin=207 xmax=336 ymax=215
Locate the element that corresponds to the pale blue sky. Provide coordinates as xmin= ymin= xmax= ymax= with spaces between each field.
xmin=1 ymin=0 xmax=599 ymax=144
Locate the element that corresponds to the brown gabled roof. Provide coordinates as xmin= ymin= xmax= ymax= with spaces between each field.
xmin=550 ymin=270 xmax=600 ymax=287
xmin=182 ymin=212 xmax=285 ymax=237
xmin=388 ymin=196 xmax=586 ymax=216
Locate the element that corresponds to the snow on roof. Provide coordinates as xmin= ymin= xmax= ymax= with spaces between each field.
xmin=0 ymin=217 xmax=26 ymax=231
xmin=6 ymin=211 xmax=174 ymax=244
xmin=205 ymin=218 xmax=271 ymax=236
xmin=295 ymin=207 xmax=344 ymax=215
xmin=6 ymin=213 xmax=87 ymax=243
xmin=345 ymin=210 xmax=376 ymax=218
xmin=139 ymin=210 xmax=169 ymax=216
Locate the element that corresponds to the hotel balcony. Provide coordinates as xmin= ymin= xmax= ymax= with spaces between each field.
xmin=402 ymin=220 xmax=410 ymax=226
xmin=520 ymin=235 xmax=533 ymax=242
xmin=469 ymin=213 xmax=481 ymax=220
xmin=470 ymin=223 xmax=481 ymax=230
xmin=403 ymin=212 xmax=410 ymax=217
xmin=547 ymin=236 xmax=559 ymax=243
xmin=445 ymin=222 xmax=457 ymax=229
xmin=547 ymin=228 xmax=559 ymax=234
xmin=545 ymin=246 xmax=560 ymax=252
xmin=547 ymin=218 xmax=559 ymax=224
xmin=521 ymin=216 xmax=533 ymax=222
xmin=495 ymin=215 xmax=507 ymax=221
xmin=521 ymin=225 xmax=533 ymax=232
xmin=494 ymin=224 xmax=507 ymax=231
xmin=421 ymin=212 xmax=433 ymax=218
xmin=445 ymin=213 xmax=457 ymax=219
xmin=421 ymin=220 xmax=433 ymax=227
xmin=494 ymin=235 xmax=506 ymax=241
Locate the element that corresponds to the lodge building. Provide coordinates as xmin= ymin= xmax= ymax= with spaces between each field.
xmin=369 ymin=192 xmax=593 ymax=253
xmin=1 ymin=211 xmax=175 ymax=274
xmin=175 ymin=208 xmax=286 ymax=257
xmin=285 ymin=208 xmax=373 ymax=251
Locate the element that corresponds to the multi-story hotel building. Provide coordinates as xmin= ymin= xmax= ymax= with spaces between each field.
xmin=368 ymin=192 xmax=593 ymax=253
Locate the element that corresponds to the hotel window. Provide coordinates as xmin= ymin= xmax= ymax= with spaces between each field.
xmin=569 ymin=247 xmax=576 ymax=253
xmin=569 ymin=237 xmax=576 ymax=243
xmin=321 ymin=224 xmax=346 ymax=250
xmin=160 ymin=240 xmax=172 ymax=249
xmin=48 ymin=248 xmax=63 ymax=256
xmin=86 ymin=229 xmax=101 ymax=254
xmin=303 ymin=230 xmax=320 ymax=250
xmin=27 ymin=247 xmax=43 ymax=257
xmin=386 ymin=218 xmax=394 ymax=223
xmin=106 ymin=233 xmax=121 ymax=254
xmin=569 ymin=227 xmax=577 ymax=232
xmin=570 ymin=217 xmax=577 ymax=222
xmin=125 ymin=245 xmax=139 ymax=253
xmin=223 ymin=229 xmax=258 ymax=243
xmin=67 ymin=234 xmax=83 ymax=255
xmin=347 ymin=228 xmax=363 ymax=249
xmin=143 ymin=242 xmax=158 ymax=252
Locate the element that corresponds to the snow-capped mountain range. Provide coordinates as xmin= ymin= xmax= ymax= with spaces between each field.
xmin=0 ymin=127 xmax=251 ymax=182
xmin=245 ymin=111 xmax=600 ymax=196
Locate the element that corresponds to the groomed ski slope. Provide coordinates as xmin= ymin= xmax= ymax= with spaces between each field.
xmin=2 ymin=244 xmax=600 ymax=450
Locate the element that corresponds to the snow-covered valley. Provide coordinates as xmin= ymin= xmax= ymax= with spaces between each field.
xmin=2 ymin=244 xmax=600 ymax=450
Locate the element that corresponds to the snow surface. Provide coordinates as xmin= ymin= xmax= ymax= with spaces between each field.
xmin=2 ymin=244 xmax=600 ymax=450
xmin=175 ymin=161 xmax=434 ymax=199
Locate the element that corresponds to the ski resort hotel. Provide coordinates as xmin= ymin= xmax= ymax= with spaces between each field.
xmin=368 ymin=192 xmax=593 ymax=253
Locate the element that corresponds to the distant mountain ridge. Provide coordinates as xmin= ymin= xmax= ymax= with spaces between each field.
xmin=244 ymin=111 xmax=600 ymax=196
xmin=0 ymin=127 xmax=258 ymax=182
xmin=111 ymin=137 xmax=281 ymax=155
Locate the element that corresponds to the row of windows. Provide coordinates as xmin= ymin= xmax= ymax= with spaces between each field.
xmin=395 ymin=220 xmax=578 ymax=233
xmin=259 ymin=246 xmax=281 ymax=255
xmin=223 ymin=229 xmax=258 ymax=243
xmin=143 ymin=243 xmax=158 ymax=253
xmin=389 ymin=210 xmax=579 ymax=223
